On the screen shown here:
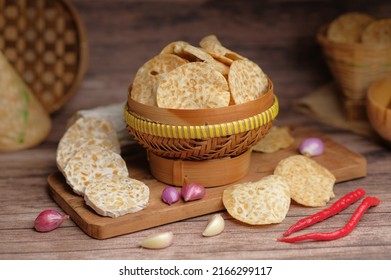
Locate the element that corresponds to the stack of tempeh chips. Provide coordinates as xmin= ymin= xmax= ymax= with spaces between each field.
xmin=56 ymin=117 xmax=149 ymax=218
xmin=326 ymin=12 xmax=391 ymax=45
xmin=130 ymin=35 xmax=270 ymax=109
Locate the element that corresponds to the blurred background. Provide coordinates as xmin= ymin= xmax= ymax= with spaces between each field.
xmin=66 ymin=0 xmax=391 ymax=116
xmin=2 ymin=0 xmax=391 ymax=152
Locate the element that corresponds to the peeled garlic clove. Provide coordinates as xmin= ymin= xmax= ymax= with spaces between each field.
xmin=140 ymin=231 xmax=174 ymax=249
xmin=202 ymin=214 xmax=225 ymax=237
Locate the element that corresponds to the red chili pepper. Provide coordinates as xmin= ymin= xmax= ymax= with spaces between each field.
xmin=283 ymin=188 xmax=366 ymax=236
xmin=278 ymin=196 xmax=380 ymax=243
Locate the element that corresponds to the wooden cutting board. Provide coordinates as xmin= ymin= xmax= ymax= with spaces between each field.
xmin=48 ymin=126 xmax=367 ymax=239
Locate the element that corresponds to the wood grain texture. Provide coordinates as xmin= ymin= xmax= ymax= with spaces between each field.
xmin=1 ymin=0 xmax=391 ymax=260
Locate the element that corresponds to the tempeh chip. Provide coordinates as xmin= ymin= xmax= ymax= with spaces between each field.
xmin=84 ymin=174 xmax=150 ymax=218
xmin=222 ymin=175 xmax=291 ymax=225
xmin=156 ymin=62 xmax=230 ymax=109
xmin=361 ymin=18 xmax=391 ymax=45
xmin=273 ymin=155 xmax=336 ymax=207
xmin=228 ymin=59 xmax=269 ymax=104
xmin=131 ymin=53 xmax=188 ymax=106
xmin=199 ymin=34 xmax=246 ymax=65
xmin=252 ymin=126 xmax=294 ymax=153
xmin=181 ymin=44 xmax=229 ymax=76
xmin=160 ymin=41 xmax=190 ymax=55
xmin=64 ymin=145 xmax=128 ymax=196
xmin=327 ymin=12 xmax=375 ymax=43
xmin=161 ymin=41 xmax=229 ymax=76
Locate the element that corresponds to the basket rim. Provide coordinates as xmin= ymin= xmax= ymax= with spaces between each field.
xmin=124 ymin=95 xmax=279 ymax=139
xmin=127 ymin=77 xmax=274 ymax=126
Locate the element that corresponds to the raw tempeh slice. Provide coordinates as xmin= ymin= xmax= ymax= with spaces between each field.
xmin=131 ymin=53 xmax=188 ymax=106
xmin=228 ymin=59 xmax=269 ymax=104
xmin=156 ymin=62 xmax=230 ymax=109
xmin=66 ymin=102 xmax=135 ymax=148
xmin=222 ymin=175 xmax=291 ymax=225
xmin=56 ymin=116 xmax=120 ymax=171
xmin=84 ymin=174 xmax=150 ymax=218
xmin=273 ymin=155 xmax=336 ymax=207
xmin=63 ymin=145 xmax=128 ymax=196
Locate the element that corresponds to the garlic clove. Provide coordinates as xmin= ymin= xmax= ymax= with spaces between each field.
xmin=140 ymin=231 xmax=174 ymax=249
xmin=202 ymin=214 xmax=225 ymax=237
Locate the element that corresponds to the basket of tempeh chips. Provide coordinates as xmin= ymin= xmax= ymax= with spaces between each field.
xmin=125 ymin=35 xmax=279 ymax=187
xmin=317 ymin=12 xmax=391 ymax=120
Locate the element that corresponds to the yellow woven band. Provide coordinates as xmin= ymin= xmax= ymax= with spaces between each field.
xmin=124 ymin=97 xmax=279 ymax=139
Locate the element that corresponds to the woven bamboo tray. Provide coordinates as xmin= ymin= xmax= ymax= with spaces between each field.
xmin=0 ymin=0 xmax=88 ymax=113
xmin=125 ymin=81 xmax=278 ymax=186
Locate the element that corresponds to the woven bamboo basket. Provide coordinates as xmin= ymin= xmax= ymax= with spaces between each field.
xmin=317 ymin=24 xmax=391 ymax=101
xmin=0 ymin=0 xmax=88 ymax=113
xmin=124 ymin=80 xmax=279 ymax=187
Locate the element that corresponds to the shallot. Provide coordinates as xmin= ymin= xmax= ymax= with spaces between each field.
xmin=161 ymin=186 xmax=180 ymax=205
xmin=299 ymin=137 xmax=324 ymax=157
xmin=34 ymin=209 xmax=69 ymax=232
xmin=181 ymin=182 xmax=206 ymax=202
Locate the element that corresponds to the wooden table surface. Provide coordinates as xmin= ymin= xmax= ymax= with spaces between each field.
xmin=1 ymin=0 xmax=391 ymax=260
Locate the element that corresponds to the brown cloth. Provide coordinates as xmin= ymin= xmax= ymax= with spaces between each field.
xmin=294 ymin=83 xmax=376 ymax=139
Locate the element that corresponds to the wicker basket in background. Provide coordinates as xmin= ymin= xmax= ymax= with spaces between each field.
xmin=124 ymin=80 xmax=278 ymax=187
xmin=0 ymin=0 xmax=88 ymax=113
xmin=317 ymin=24 xmax=391 ymax=120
